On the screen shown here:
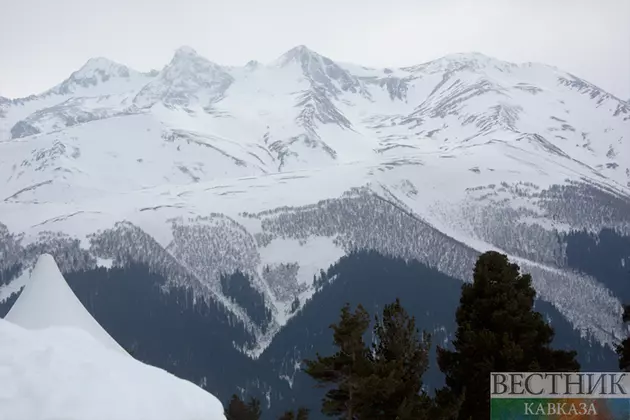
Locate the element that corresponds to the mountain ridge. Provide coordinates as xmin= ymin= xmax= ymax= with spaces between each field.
xmin=0 ymin=45 xmax=628 ymax=358
xmin=1 ymin=46 xmax=621 ymax=100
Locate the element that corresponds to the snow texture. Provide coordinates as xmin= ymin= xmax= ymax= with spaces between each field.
xmin=5 ymin=254 xmax=127 ymax=354
xmin=0 ymin=319 xmax=226 ymax=420
xmin=0 ymin=45 xmax=629 ymax=353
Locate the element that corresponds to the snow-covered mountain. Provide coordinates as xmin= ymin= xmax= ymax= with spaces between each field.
xmin=1 ymin=254 xmax=226 ymax=420
xmin=1 ymin=45 xmax=629 ymax=354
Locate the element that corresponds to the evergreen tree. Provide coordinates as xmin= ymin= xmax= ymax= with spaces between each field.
xmin=436 ymin=251 xmax=580 ymax=420
xmin=296 ymin=407 xmax=309 ymax=420
xmin=364 ymin=298 xmax=432 ymax=419
xmin=291 ymin=296 xmax=301 ymax=313
xmin=303 ymin=303 xmax=373 ymax=419
xmin=225 ymin=395 xmax=249 ymax=420
xmin=278 ymin=411 xmax=294 ymax=420
xmin=247 ymin=397 xmax=262 ymax=420
xmin=304 ymin=299 xmax=433 ymax=419
xmin=617 ymin=304 xmax=630 ymax=372
xmin=225 ymin=394 xmax=262 ymax=420
xmin=278 ymin=407 xmax=309 ymax=420
xmin=429 ymin=387 xmax=465 ymax=420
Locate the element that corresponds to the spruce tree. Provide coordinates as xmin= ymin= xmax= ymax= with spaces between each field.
xmin=304 ymin=299 xmax=433 ymax=419
xmin=303 ymin=303 xmax=373 ymax=419
xmin=617 ymin=304 xmax=630 ymax=372
xmin=278 ymin=407 xmax=309 ymax=420
xmin=365 ymin=298 xmax=432 ymax=419
xmin=247 ymin=397 xmax=262 ymax=420
xmin=296 ymin=407 xmax=310 ymax=420
xmin=437 ymin=251 xmax=580 ymax=420
xmin=225 ymin=395 xmax=249 ymax=420
xmin=278 ymin=411 xmax=295 ymax=420
xmin=225 ymin=395 xmax=262 ymax=420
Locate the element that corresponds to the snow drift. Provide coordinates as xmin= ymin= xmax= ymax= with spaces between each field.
xmin=0 ymin=320 xmax=227 ymax=420
xmin=0 ymin=254 xmax=226 ymax=420
xmin=5 ymin=254 xmax=127 ymax=354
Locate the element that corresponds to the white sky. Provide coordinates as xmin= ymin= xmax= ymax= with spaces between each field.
xmin=0 ymin=0 xmax=629 ymax=99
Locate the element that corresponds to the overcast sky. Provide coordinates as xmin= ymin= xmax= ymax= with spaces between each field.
xmin=1 ymin=0 xmax=628 ymax=99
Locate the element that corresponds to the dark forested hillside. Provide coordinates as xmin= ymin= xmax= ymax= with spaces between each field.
xmin=258 ymin=250 xmax=617 ymax=419
xmin=257 ymin=250 xmax=462 ymax=418
xmin=0 ymin=262 xmax=21 ymax=286
xmin=0 ymin=249 xmax=620 ymax=420
xmin=0 ymin=289 xmax=19 ymax=318
xmin=64 ymin=264 xmax=290 ymax=408
xmin=562 ymin=228 xmax=630 ymax=303
xmin=220 ymin=270 xmax=273 ymax=332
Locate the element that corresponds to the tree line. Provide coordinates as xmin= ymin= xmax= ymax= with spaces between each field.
xmin=225 ymin=251 xmax=630 ymax=420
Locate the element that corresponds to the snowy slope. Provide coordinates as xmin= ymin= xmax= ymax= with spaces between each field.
xmin=5 ymin=254 xmax=127 ymax=355
xmin=0 ymin=45 xmax=629 ymax=354
xmin=0 ymin=57 xmax=154 ymax=140
xmin=0 ymin=319 xmax=226 ymax=420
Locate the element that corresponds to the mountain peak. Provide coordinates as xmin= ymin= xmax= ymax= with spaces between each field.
xmin=75 ymin=57 xmax=132 ymax=78
xmin=430 ymin=51 xmax=504 ymax=67
xmin=289 ymin=45 xmax=313 ymax=54
xmin=402 ymin=51 xmax=518 ymax=74
xmin=275 ymin=45 xmax=324 ymax=67
xmin=49 ymin=56 xmax=140 ymax=95
xmin=133 ymin=45 xmax=233 ymax=108
xmin=272 ymin=45 xmax=367 ymax=97
xmin=167 ymin=45 xmax=224 ymax=70
xmin=245 ymin=60 xmax=261 ymax=70
xmin=83 ymin=56 xmax=120 ymax=67
xmin=174 ymin=45 xmax=199 ymax=58
xmin=168 ymin=46 xmax=222 ymax=68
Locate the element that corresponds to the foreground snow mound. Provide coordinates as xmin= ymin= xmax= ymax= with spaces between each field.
xmin=5 ymin=254 xmax=126 ymax=355
xmin=0 ymin=319 xmax=226 ymax=420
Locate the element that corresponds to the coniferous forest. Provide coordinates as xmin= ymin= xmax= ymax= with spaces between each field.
xmin=223 ymin=251 xmax=628 ymax=420
xmin=0 ymin=229 xmax=628 ymax=419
